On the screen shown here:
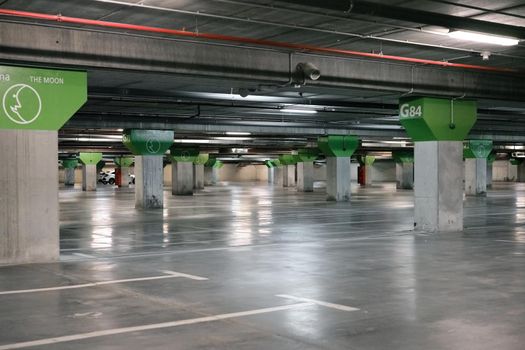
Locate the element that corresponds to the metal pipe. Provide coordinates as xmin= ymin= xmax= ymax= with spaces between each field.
xmin=0 ymin=8 xmax=516 ymax=73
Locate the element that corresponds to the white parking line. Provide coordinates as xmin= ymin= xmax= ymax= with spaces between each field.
xmin=276 ymin=294 xmax=360 ymax=312
xmin=0 ymin=271 xmax=208 ymax=296
xmin=0 ymin=302 xmax=313 ymax=350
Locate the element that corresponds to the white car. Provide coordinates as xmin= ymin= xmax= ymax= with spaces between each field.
xmin=100 ymin=171 xmax=115 ymax=185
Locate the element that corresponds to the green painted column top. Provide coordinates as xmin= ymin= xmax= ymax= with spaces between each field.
xmin=213 ymin=160 xmax=224 ymax=169
xmin=114 ymin=156 xmax=134 ymax=168
xmin=205 ymin=157 xmax=217 ymax=168
xmin=123 ymin=129 xmax=174 ymax=156
xmin=392 ymin=151 xmax=414 ymax=164
xmin=61 ymin=158 xmax=79 ymax=169
xmin=318 ymin=135 xmax=359 ymax=157
xmin=170 ymin=147 xmax=200 ymax=162
xmin=358 ymin=155 xmax=376 ymax=166
xmin=0 ymin=65 xmax=87 ymax=130
xmin=510 ymin=158 xmax=523 ymax=165
xmin=272 ymin=159 xmax=283 ymax=167
xmin=399 ymin=96 xmax=477 ymax=142
xmin=298 ymin=148 xmax=320 ymax=162
xmin=279 ymin=154 xmax=299 ymax=165
xmin=463 ymin=140 xmax=493 ymax=159
xmin=264 ymin=160 xmax=275 ymax=168
xmin=194 ymin=153 xmax=209 ymax=165
xmin=79 ymin=152 xmax=103 ymax=165
xmin=96 ymin=160 xmax=106 ymax=171
xmin=487 ymin=153 xmax=497 ymax=165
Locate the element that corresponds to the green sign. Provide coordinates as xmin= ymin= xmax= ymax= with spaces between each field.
xmin=0 ymin=65 xmax=87 ymax=130
xmin=194 ymin=153 xmax=209 ymax=165
xmin=358 ymin=155 xmax=375 ymax=166
xmin=170 ymin=147 xmax=200 ymax=162
xmin=61 ymin=158 xmax=79 ymax=169
xmin=123 ymin=129 xmax=174 ymax=155
xmin=399 ymin=97 xmax=477 ymax=141
xmin=318 ymin=135 xmax=359 ymax=157
xmin=463 ymin=140 xmax=493 ymax=159
xmin=79 ymin=153 xmax=103 ymax=165
xmin=392 ymin=151 xmax=414 ymax=164
xmin=298 ymin=148 xmax=320 ymax=162
xmin=114 ymin=156 xmax=134 ymax=168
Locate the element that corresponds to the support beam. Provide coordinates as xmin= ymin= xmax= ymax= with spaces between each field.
xmin=82 ymin=165 xmax=98 ymax=191
xmin=274 ymin=166 xmax=284 ymax=187
xmin=283 ymin=165 xmax=296 ymax=187
xmin=193 ymin=164 xmax=205 ymax=190
xmin=0 ymin=130 xmax=59 ymax=265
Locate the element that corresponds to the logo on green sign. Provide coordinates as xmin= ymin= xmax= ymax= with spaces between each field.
xmin=146 ymin=138 xmax=161 ymax=154
xmin=2 ymin=84 xmax=42 ymax=125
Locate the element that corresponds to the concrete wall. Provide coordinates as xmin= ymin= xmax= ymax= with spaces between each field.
xmin=493 ymin=161 xmax=517 ymax=182
xmin=219 ymin=164 xmax=268 ymax=182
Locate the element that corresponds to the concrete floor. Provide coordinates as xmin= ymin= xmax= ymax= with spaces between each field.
xmin=0 ymin=182 xmax=524 ymax=349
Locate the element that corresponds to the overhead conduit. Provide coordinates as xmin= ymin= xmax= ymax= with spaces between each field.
xmin=0 ymin=8 xmax=516 ymax=73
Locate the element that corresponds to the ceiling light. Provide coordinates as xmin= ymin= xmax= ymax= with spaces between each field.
xmin=215 ymin=137 xmax=252 ymax=141
xmin=448 ymin=30 xmax=519 ymax=46
xmin=225 ymin=131 xmax=251 ymax=136
xmin=172 ymin=139 xmax=210 ymax=144
xmin=282 ymin=108 xmax=318 ymax=114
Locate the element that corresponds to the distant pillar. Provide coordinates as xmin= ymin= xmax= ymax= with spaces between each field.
xmin=79 ymin=153 xmax=103 ymax=192
xmin=122 ymin=129 xmax=174 ymax=209
xmin=518 ymin=161 xmax=525 ymax=182
xmin=114 ymin=156 xmax=134 ymax=188
xmin=297 ymin=161 xmax=314 ymax=192
xmin=393 ymin=152 xmax=414 ymax=190
xmin=62 ymin=158 xmax=78 ymax=187
xmin=274 ymin=166 xmax=284 ymax=186
xmin=358 ymin=155 xmax=375 ymax=186
xmin=204 ymin=166 xmax=215 ymax=186
xmin=172 ymin=161 xmax=193 ymax=195
xmin=464 ymin=140 xmax=492 ymax=196
xmin=318 ymin=136 xmax=359 ymax=202
xmin=194 ymin=164 xmax=205 ymax=189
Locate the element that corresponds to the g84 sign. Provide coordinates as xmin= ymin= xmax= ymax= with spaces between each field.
xmin=399 ymin=103 xmax=423 ymax=119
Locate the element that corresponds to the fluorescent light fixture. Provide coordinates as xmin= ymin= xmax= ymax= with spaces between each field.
xmin=282 ymin=108 xmax=318 ymax=114
xmin=116 ymin=128 xmax=124 ymax=132
xmin=172 ymin=139 xmax=210 ymax=144
xmin=225 ymin=131 xmax=251 ymax=136
xmin=448 ymin=30 xmax=519 ymax=46
xmin=214 ymin=137 xmax=252 ymax=141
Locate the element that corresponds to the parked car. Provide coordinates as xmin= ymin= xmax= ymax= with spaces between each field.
xmin=100 ymin=171 xmax=116 ymax=185
xmin=129 ymin=174 xmax=135 ymax=184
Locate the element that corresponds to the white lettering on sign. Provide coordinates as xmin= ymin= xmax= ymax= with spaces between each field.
xmin=0 ymin=74 xmax=10 ymax=82
xmin=400 ymin=104 xmax=422 ymax=118
xmin=30 ymin=76 xmax=64 ymax=85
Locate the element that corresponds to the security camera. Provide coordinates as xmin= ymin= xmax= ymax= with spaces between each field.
xmin=238 ymin=88 xmax=250 ymax=98
xmin=292 ymin=62 xmax=321 ymax=85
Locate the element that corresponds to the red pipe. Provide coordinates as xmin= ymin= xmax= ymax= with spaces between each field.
xmin=0 ymin=8 xmax=516 ymax=73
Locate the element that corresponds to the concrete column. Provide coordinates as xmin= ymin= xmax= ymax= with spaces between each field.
xmin=0 ymin=130 xmax=59 ymax=264
xmin=326 ymin=157 xmax=351 ymax=201
xmin=518 ymin=162 xmax=525 ymax=182
xmin=508 ymin=163 xmax=518 ymax=181
xmin=487 ymin=162 xmax=493 ymax=188
xmin=172 ymin=161 xmax=193 ymax=195
xmin=414 ymin=141 xmax=463 ymax=232
xmin=204 ymin=167 xmax=215 ymax=186
xmin=465 ymin=158 xmax=487 ymax=196
xmin=267 ymin=167 xmax=275 ymax=184
xmin=297 ymin=161 xmax=314 ymax=192
xmin=135 ymin=155 xmax=164 ymax=209
xmin=118 ymin=166 xmax=130 ymax=187
xmin=284 ymin=164 xmax=296 ymax=187
xmin=365 ymin=165 xmax=373 ymax=186
xmin=64 ymin=168 xmax=76 ymax=186
xmin=274 ymin=167 xmax=284 ymax=186
xmin=193 ymin=164 xmax=204 ymax=189
xmin=396 ymin=163 xmax=415 ymax=189
xmin=82 ymin=164 xmax=98 ymax=191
